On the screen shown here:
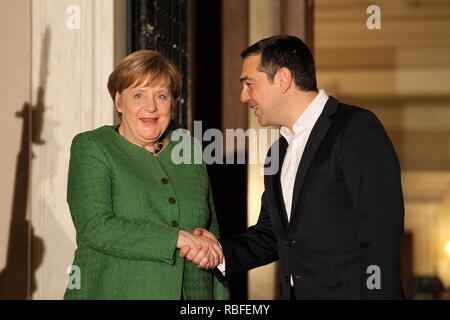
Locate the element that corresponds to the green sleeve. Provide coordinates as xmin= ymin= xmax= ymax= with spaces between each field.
xmin=67 ymin=133 xmax=179 ymax=264
xmin=206 ymin=181 xmax=230 ymax=300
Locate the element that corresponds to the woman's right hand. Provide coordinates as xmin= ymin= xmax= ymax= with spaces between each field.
xmin=177 ymin=230 xmax=223 ymax=269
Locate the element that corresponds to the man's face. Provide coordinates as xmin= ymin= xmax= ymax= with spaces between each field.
xmin=240 ymin=54 xmax=280 ymax=127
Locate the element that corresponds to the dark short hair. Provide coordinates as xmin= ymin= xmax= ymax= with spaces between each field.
xmin=241 ymin=35 xmax=318 ymax=92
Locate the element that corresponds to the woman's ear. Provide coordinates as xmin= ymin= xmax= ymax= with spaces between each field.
xmin=115 ymin=92 xmax=122 ymax=114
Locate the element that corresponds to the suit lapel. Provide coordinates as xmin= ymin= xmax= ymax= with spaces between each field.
xmin=288 ymin=97 xmax=339 ymax=232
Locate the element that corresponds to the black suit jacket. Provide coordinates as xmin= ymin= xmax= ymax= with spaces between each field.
xmin=220 ymin=97 xmax=405 ymax=299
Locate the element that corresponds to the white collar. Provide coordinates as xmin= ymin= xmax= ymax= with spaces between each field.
xmin=280 ymin=89 xmax=329 ymax=142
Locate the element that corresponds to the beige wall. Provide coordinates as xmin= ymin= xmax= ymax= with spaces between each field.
xmin=30 ymin=0 xmax=126 ymax=299
xmin=0 ymin=0 xmax=126 ymax=299
xmin=0 ymin=0 xmax=32 ymax=298
xmin=315 ymin=0 xmax=450 ymax=170
xmin=402 ymin=172 xmax=450 ymax=286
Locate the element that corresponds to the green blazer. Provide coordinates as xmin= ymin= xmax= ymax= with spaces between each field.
xmin=64 ymin=125 xmax=229 ymax=300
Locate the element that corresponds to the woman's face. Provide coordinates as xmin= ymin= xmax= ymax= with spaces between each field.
xmin=116 ymin=78 xmax=172 ymax=147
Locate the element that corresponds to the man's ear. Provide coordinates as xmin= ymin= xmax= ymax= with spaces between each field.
xmin=115 ymin=92 xmax=122 ymax=114
xmin=276 ymin=67 xmax=293 ymax=93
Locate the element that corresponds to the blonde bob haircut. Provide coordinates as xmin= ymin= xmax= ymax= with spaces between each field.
xmin=107 ymin=50 xmax=182 ymax=106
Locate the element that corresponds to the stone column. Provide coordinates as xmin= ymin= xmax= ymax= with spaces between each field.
xmin=247 ymin=0 xmax=281 ymax=300
xmin=246 ymin=0 xmax=312 ymax=300
xmin=30 ymin=0 xmax=126 ymax=299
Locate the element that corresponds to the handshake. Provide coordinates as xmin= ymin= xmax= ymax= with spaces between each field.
xmin=176 ymin=228 xmax=223 ymax=270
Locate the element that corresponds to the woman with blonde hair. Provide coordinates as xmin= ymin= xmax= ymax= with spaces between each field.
xmin=64 ymin=50 xmax=228 ymax=300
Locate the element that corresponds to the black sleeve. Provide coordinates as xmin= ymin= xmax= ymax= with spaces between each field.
xmin=219 ymin=191 xmax=279 ymax=276
xmin=340 ymin=110 xmax=405 ymax=299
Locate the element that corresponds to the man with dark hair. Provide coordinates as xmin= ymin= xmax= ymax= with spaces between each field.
xmin=241 ymin=34 xmax=318 ymax=92
xmin=182 ymin=35 xmax=405 ymax=300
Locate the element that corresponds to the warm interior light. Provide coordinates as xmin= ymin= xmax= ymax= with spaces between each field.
xmin=445 ymin=241 xmax=450 ymax=257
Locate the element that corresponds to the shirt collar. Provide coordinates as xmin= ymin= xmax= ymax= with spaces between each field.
xmin=280 ymin=89 xmax=329 ymax=142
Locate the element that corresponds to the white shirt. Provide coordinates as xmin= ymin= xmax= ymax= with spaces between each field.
xmin=280 ymin=89 xmax=328 ymax=287
xmin=217 ymin=89 xmax=329 ymax=277
xmin=280 ymin=89 xmax=329 ymax=221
